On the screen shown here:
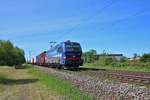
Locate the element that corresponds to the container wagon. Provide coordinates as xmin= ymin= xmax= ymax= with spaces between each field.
xmin=36 ymin=51 xmax=46 ymax=66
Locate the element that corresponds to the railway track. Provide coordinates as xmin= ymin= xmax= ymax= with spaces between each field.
xmin=110 ymin=73 xmax=150 ymax=84
xmin=34 ymin=65 xmax=150 ymax=99
xmin=34 ymin=65 xmax=150 ymax=84
xmin=58 ymin=67 xmax=150 ymax=85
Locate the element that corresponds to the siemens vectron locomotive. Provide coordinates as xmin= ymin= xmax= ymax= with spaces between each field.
xmin=36 ymin=40 xmax=83 ymax=69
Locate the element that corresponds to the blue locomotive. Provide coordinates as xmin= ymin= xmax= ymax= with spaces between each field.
xmin=36 ymin=40 xmax=83 ymax=69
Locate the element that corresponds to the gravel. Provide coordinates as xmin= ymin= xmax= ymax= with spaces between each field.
xmin=36 ymin=66 xmax=150 ymax=100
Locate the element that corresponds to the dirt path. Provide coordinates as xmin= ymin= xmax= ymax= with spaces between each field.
xmin=0 ymin=67 xmax=60 ymax=100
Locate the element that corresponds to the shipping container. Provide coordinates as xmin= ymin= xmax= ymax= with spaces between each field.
xmin=36 ymin=51 xmax=46 ymax=65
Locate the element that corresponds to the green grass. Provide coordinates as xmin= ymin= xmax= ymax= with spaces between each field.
xmin=29 ymin=67 xmax=91 ymax=100
xmin=84 ymin=63 xmax=150 ymax=72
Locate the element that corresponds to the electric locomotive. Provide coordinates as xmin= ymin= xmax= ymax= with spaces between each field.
xmin=36 ymin=40 xmax=83 ymax=69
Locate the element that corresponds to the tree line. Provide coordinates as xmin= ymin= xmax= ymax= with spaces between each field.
xmin=0 ymin=40 xmax=25 ymax=66
xmin=82 ymin=49 xmax=150 ymax=67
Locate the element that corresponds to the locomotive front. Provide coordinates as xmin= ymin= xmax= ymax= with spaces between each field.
xmin=63 ymin=41 xmax=83 ymax=68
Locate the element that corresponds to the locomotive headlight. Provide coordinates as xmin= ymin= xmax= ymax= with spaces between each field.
xmin=77 ymin=53 xmax=80 ymax=56
xmin=64 ymin=56 xmax=66 ymax=59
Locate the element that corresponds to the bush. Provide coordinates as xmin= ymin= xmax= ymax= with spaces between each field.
xmin=105 ymin=57 xmax=117 ymax=66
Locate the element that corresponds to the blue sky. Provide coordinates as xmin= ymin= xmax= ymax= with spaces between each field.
xmin=0 ymin=0 xmax=150 ymax=59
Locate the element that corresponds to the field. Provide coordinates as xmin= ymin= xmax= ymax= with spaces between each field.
xmin=83 ymin=63 xmax=150 ymax=73
xmin=0 ymin=65 xmax=90 ymax=100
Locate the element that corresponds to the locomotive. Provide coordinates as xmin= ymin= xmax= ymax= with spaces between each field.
xmin=36 ymin=40 xmax=83 ymax=69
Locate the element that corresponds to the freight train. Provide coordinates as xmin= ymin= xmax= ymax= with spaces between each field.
xmin=36 ymin=40 xmax=83 ymax=69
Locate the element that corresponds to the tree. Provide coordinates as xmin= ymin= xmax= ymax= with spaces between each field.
xmin=12 ymin=47 xmax=25 ymax=65
xmin=82 ymin=49 xmax=97 ymax=63
xmin=140 ymin=53 xmax=150 ymax=62
xmin=133 ymin=53 xmax=138 ymax=59
xmin=0 ymin=40 xmax=14 ymax=65
xmin=0 ymin=40 xmax=25 ymax=66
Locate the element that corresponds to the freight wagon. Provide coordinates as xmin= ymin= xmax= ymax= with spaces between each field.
xmin=36 ymin=40 xmax=83 ymax=69
xmin=36 ymin=51 xmax=46 ymax=66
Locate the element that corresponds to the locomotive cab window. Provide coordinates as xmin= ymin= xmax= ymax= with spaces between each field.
xmin=57 ymin=47 xmax=63 ymax=53
xmin=65 ymin=43 xmax=81 ymax=52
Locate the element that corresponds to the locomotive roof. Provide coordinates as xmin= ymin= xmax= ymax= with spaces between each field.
xmin=37 ymin=41 xmax=81 ymax=56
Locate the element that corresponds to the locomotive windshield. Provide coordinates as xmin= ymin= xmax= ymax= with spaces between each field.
xmin=65 ymin=43 xmax=81 ymax=52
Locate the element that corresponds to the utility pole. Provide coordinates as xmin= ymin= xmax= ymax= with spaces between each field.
xmin=49 ymin=41 xmax=56 ymax=48
xmin=29 ymin=50 xmax=31 ymax=63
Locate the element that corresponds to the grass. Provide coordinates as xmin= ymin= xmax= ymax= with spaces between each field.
xmin=0 ymin=65 xmax=91 ymax=100
xmin=29 ymin=67 xmax=91 ymax=100
xmin=84 ymin=63 xmax=150 ymax=72
xmin=0 ymin=72 xmax=8 ymax=92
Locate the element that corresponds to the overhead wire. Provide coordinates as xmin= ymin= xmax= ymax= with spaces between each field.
xmin=57 ymin=0 xmax=119 ymax=42
xmin=98 ymin=7 xmax=150 ymax=31
xmin=59 ymin=7 xmax=150 ymax=41
xmin=57 ymin=1 xmax=150 ymax=42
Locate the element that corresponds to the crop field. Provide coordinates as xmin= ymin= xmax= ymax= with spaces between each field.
xmin=0 ymin=66 xmax=90 ymax=100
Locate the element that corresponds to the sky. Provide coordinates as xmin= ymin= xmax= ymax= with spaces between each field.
xmin=0 ymin=0 xmax=150 ymax=60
